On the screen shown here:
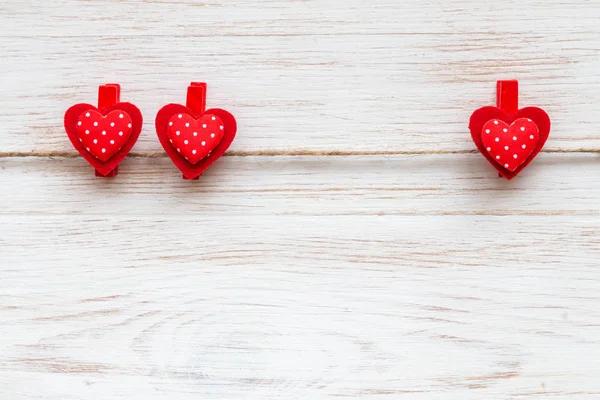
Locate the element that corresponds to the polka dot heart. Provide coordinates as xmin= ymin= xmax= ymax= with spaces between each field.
xmin=167 ymin=113 xmax=225 ymax=164
xmin=76 ymin=110 xmax=133 ymax=162
xmin=481 ymin=118 xmax=539 ymax=172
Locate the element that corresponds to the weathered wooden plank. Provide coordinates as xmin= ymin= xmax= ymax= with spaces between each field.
xmin=1 ymin=0 xmax=599 ymax=37
xmin=1 ymin=155 xmax=599 ymax=216
xmin=1 ymin=214 xmax=600 ymax=399
xmin=3 ymin=1 xmax=600 ymax=398
xmin=1 ymin=3 xmax=599 ymax=153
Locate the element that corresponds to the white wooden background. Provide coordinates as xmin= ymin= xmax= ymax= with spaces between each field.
xmin=2 ymin=1 xmax=600 ymax=398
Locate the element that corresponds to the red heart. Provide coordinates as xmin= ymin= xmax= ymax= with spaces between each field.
xmin=156 ymin=105 xmax=237 ymax=180
xmin=76 ymin=110 xmax=132 ymax=161
xmin=167 ymin=113 xmax=225 ymax=164
xmin=469 ymin=106 xmax=550 ymax=180
xmin=64 ymin=102 xmax=142 ymax=176
xmin=481 ymin=118 xmax=539 ymax=172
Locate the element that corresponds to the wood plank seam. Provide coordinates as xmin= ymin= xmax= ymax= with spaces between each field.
xmin=2 ymin=148 xmax=600 ymax=158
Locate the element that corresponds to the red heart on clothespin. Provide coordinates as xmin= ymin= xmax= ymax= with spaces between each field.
xmin=64 ymin=84 xmax=142 ymax=177
xmin=469 ymin=80 xmax=550 ymax=180
xmin=156 ymin=83 xmax=237 ymax=180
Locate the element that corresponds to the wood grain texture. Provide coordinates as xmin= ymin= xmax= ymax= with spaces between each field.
xmin=2 ymin=155 xmax=600 ymax=216
xmin=2 ymin=0 xmax=600 ymax=398
xmin=2 ymin=214 xmax=600 ymax=399
xmin=1 ymin=1 xmax=600 ymax=152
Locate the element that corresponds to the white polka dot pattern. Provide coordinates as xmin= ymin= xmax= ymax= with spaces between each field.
xmin=481 ymin=118 xmax=539 ymax=172
xmin=167 ymin=113 xmax=225 ymax=164
xmin=76 ymin=110 xmax=133 ymax=161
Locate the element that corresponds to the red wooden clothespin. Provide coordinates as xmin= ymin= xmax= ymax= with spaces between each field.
xmin=184 ymin=83 xmax=208 ymax=180
xmin=494 ymin=80 xmax=519 ymax=177
xmin=186 ymin=82 xmax=207 ymax=116
xmin=496 ymin=80 xmax=519 ymax=116
xmin=96 ymin=84 xmax=121 ymax=177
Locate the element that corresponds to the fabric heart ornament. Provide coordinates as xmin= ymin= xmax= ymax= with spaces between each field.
xmin=156 ymin=104 xmax=236 ymax=180
xmin=481 ymin=118 xmax=539 ymax=172
xmin=76 ymin=110 xmax=132 ymax=161
xmin=470 ymin=106 xmax=550 ymax=180
xmin=167 ymin=113 xmax=225 ymax=164
xmin=65 ymin=102 xmax=142 ymax=176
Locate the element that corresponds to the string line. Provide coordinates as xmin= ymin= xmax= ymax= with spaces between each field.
xmin=0 ymin=149 xmax=599 ymax=158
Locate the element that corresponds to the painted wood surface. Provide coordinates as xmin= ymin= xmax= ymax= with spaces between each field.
xmin=1 ymin=1 xmax=600 ymax=398
xmin=2 ymin=1 xmax=600 ymax=153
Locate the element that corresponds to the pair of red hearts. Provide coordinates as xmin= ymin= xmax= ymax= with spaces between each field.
xmin=64 ymin=83 xmax=236 ymax=179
